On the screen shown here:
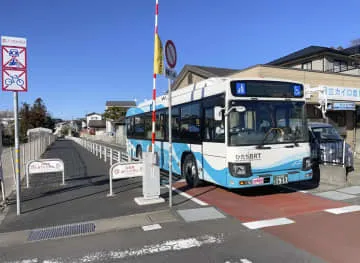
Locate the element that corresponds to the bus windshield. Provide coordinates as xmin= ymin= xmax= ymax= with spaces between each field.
xmin=228 ymin=101 xmax=308 ymax=146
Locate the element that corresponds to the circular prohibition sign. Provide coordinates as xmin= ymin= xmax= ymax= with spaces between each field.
xmin=165 ymin=40 xmax=177 ymax=69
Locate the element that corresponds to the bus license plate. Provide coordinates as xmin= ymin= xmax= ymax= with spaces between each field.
xmin=274 ymin=175 xmax=288 ymax=185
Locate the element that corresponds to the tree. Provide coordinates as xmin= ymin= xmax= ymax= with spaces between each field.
xmin=103 ymin=107 xmax=126 ymax=121
xmin=30 ymin=98 xmax=47 ymax=128
xmin=60 ymin=126 xmax=70 ymax=136
xmin=19 ymin=102 xmax=32 ymax=142
xmin=18 ymin=97 xmax=55 ymax=142
xmin=350 ymin=38 xmax=360 ymax=47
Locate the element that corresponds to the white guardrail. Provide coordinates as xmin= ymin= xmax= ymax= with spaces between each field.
xmin=1 ymin=134 xmax=57 ymax=203
xmin=68 ymin=137 xmax=164 ymax=204
xmin=67 ymin=136 xmax=138 ymax=165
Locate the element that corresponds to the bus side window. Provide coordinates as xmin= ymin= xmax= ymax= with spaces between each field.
xmin=172 ymin=107 xmax=180 ymax=140
xmin=126 ymin=117 xmax=134 ymax=137
xmin=144 ymin=113 xmax=152 ymax=140
xmin=180 ymin=103 xmax=201 ymax=141
xmin=156 ymin=111 xmax=166 ymax=140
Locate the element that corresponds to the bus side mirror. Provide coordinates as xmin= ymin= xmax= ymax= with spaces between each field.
xmin=214 ymin=106 xmax=223 ymax=121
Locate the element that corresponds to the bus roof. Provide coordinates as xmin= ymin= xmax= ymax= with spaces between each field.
xmin=125 ymin=77 xmax=305 ymax=117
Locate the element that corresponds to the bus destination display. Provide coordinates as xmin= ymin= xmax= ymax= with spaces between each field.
xmin=231 ymin=80 xmax=304 ymax=98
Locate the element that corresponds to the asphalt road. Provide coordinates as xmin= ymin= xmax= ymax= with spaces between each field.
xmin=1 ymin=139 xmax=359 ymax=262
xmin=0 ymin=216 xmax=324 ymax=263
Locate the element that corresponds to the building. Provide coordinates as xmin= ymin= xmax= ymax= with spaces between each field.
xmin=0 ymin=110 xmax=14 ymax=127
xmin=88 ymin=120 xmax=106 ymax=135
xmin=171 ymin=62 xmax=360 ymax=150
xmin=86 ymin=112 xmax=102 ymax=128
xmin=105 ymin=100 xmax=136 ymax=110
xmin=172 ymin=65 xmax=239 ymax=91
xmin=267 ymin=45 xmax=360 ymax=75
xmin=104 ymin=101 xmax=136 ymax=134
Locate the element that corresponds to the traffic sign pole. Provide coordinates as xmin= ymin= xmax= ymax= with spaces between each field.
xmin=164 ymin=40 xmax=177 ymax=208
xmin=2 ymin=36 xmax=27 ymax=216
xmin=13 ymin=91 xmax=21 ymax=215
xmin=168 ymin=77 xmax=172 ymax=208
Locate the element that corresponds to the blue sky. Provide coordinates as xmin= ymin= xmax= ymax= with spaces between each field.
xmin=0 ymin=0 xmax=359 ymax=119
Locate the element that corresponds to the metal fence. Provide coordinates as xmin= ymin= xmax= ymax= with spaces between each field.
xmin=1 ymin=134 xmax=56 ymax=201
xmin=68 ymin=136 xmax=137 ymax=165
xmin=319 ymin=140 xmax=347 ymax=166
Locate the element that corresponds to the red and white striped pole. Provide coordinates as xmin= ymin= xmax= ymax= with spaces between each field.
xmin=151 ymin=0 xmax=159 ymax=154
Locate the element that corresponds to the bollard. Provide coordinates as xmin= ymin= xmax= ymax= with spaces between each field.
xmin=110 ymin=148 xmax=113 ymax=166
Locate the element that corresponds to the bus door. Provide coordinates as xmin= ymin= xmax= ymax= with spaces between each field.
xmin=202 ymin=107 xmax=227 ymax=185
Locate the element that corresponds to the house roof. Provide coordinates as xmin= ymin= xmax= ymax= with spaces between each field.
xmin=88 ymin=120 xmax=106 ymax=128
xmin=106 ymin=101 xmax=136 ymax=107
xmin=267 ymin=45 xmax=352 ymax=65
xmin=172 ymin=64 xmax=240 ymax=90
xmin=112 ymin=116 xmax=126 ymax=125
xmin=86 ymin=112 xmax=101 ymax=117
xmin=344 ymin=45 xmax=360 ymax=56
xmin=0 ymin=111 xmax=14 ymax=118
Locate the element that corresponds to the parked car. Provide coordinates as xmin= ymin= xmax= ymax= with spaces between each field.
xmin=308 ymin=122 xmax=353 ymax=172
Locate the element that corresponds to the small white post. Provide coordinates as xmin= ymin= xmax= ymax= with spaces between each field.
xmin=110 ymin=148 xmax=113 ymax=166
xmin=104 ymin=147 xmax=107 ymax=162
xmin=342 ymin=140 xmax=346 ymax=168
xmin=99 ymin=145 xmax=102 ymax=159
xmin=107 ymin=171 xmax=113 ymax=197
xmin=26 ymin=163 xmax=30 ymax=188
xmin=62 ymin=170 xmax=65 ymax=185
xmin=1 ymin=181 xmax=6 ymax=204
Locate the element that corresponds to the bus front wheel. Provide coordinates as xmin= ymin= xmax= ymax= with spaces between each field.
xmin=183 ymin=154 xmax=200 ymax=188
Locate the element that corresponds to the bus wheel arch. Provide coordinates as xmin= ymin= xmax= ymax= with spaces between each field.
xmin=182 ymin=152 xmax=200 ymax=188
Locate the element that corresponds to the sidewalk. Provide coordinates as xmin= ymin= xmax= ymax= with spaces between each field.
xmin=0 ymin=139 xmax=198 ymax=233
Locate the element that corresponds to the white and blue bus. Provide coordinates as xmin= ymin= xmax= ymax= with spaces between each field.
xmin=125 ymin=77 xmax=313 ymax=188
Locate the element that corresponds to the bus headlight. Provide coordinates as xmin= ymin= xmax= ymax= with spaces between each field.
xmin=229 ymin=163 xmax=251 ymax=177
xmin=302 ymin=157 xmax=312 ymax=171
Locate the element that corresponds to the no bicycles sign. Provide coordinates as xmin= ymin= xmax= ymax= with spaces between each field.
xmin=1 ymin=36 xmax=28 ymax=92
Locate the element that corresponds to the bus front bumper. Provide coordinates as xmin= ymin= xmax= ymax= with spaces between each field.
xmin=226 ymin=169 xmax=313 ymax=188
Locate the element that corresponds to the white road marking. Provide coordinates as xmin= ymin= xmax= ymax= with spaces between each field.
xmin=142 ymin=224 xmax=162 ymax=231
xmin=4 ymin=234 xmax=224 ymax=263
xmin=324 ymin=205 xmax=360 ymax=214
xmin=224 ymin=259 xmax=253 ymax=263
xmin=243 ymin=217 xmax=295 ymax=230
xmin=165 ymin=185 xmax=208 ymax=206
xmin=299 ymin=190 xmax=308 ymax=193
xmin=279 ymin=185 xmax=308 ymax=193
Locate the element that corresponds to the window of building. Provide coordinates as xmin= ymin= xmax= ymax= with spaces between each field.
xmin=301 ymin=61 xmax=312 ymax=70
xmin=333 ymin=60 xmax=348 ymax=72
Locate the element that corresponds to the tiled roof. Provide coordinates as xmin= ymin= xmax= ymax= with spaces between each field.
xmin=106 ymin=101 xmax=136 ymax=107
xmin=88 ymin=120 xmax=106 ymax=128
xmin=267 ymin=45 xmax=351 ymax=65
